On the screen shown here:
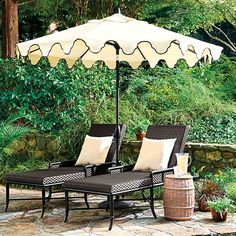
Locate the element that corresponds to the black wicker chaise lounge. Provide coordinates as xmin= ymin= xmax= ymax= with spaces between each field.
xmin=5 ymin=124 xmax=126 ymax=217
xmin=63 ymin=125 xmax=189 ymax=230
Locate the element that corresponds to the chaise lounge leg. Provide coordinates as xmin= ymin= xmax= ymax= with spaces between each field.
xmin=64 ymin=190 xmax=69 ymax=222
xmin=47 ymin=186 xmax=52 ymax=202
xmin=150 ymin=187 xmax=157 ymax=219
xmin=84 ymin=193 xmax=89 ymax=208
xmin=109 ymin=194 xmax=114 ymax=231
xmin=106 ymin=196 xmax=109 ymax=211
xmin=5 ymin=182 xmax=9 ymax=212
xmin=41 ymin=187 xmax=46 ymax=218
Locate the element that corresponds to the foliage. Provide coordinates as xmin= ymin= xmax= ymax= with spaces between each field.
xmin=132 ymin=187 xmax=163 ymax=200
xmin=225 ymin=182 xmax=236 ymax=202
xmin=207 ymin=197 xmax=235 ymax=214
xmin=140 ymin=0 xmax=236 ymax=55
xmin=18 ymin=0 xmax=150 ymax=41
xmin=188 ymin=115 xmax=236 ymax=144
xmin=195 ymin=179 xmax=225 ymax=203
xmin=0 ymin=155 xmax=48 ymax=183
xmin=205 ymin=168 xmax=236 ymax=190
xmin=190 ymin=166 xmax=206 ymax=178
xmin=0 ymin=114 xmax=31 ymax=159
xmin=1 ymin=56 xmax=236 ymax=147
xmin=130 ymin=119 xmax=150 ymax=133
xmin=17 ymin=0 xmax=236 ymax=56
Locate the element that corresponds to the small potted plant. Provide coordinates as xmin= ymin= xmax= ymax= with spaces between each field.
xmin=131 ymin=119 xmax=150 ymax=140
xmin=195 ymin=179 xmax=224 ymax=212
xmin=207 ymin=196 xmax=235 ymax=221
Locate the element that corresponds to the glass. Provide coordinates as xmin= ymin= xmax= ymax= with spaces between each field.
xmin=173 ymin=165 xmax=182 ymax=177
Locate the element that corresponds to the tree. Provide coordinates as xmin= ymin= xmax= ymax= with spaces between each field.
xmin=17 ymin=0 xmax=150 ymax=40
xmin=2 ymin=0 xmax=19 ymax=58
xmin=140 ymin=0 xmax=236 ymax=56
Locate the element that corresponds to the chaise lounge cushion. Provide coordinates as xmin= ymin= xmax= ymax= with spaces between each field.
xmin=64 ymin=171 xmax=166 ymax=194
xmin=6 ymin=167 xmax=85 ymax=185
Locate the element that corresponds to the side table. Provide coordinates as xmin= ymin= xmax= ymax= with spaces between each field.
xmin=163 ymin=174 xmax=195 ymax=220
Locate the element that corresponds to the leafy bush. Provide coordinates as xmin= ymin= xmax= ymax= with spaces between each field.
xmin=0 ymin=56 xmax=236 ymax=150
xmin=225 ymin=182 xmax=236 ymax=202
xmin=208 ymin=168 xmax=236 ymax=190
xmin=0 ymin=155 xmax=48 ymax=184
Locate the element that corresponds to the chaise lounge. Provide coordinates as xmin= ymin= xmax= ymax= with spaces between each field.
xmin=5 ymin=124 xmax=126 ymax=217
xmin=63 ymin=125 xmax=189 ymax=230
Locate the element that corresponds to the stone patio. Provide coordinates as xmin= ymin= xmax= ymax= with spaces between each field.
xmin=0 ymin=185 xmax=235 ymax=236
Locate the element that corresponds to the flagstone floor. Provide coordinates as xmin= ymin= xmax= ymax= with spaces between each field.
xmin=0 ymin=185 xmax=235 ymax=236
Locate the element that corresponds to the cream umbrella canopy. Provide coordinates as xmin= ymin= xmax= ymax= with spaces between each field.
xmin=16 ymin=13 xmax=223 ymax=165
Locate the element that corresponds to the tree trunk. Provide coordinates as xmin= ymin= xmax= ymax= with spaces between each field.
xmin=2 ymin=0 xmax=19 ymax=58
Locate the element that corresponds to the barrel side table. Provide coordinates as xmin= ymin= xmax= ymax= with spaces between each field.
xmin=163 ymin=174 xmax=195 ymax=220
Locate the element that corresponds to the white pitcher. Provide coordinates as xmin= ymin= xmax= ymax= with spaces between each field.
xmin=176 ymin=153 xmax=192 ymax=175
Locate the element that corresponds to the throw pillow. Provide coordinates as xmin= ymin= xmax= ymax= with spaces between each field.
xmin=75 ymin=135 xmax=113 ymax=166
xmin=133 ymin=137 xmax=176 ymax=171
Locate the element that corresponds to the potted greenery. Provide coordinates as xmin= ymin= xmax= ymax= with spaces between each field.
xmin=207 ymin=197 xmax=235 ymax=221
xmin=195 ymin=179 xmax=224 ymax=212
xmin=131 ymin=119 xmax=150 ymax=140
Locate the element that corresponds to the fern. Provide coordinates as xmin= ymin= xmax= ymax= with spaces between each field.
xmin=0 ymin=115 xmax=31 ymax=158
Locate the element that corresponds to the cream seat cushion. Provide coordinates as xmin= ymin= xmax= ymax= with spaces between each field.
xmin=75 ymin=135 xmax=113 ymax=166
xmin=133 ymin=137 xmax=176 ymax=171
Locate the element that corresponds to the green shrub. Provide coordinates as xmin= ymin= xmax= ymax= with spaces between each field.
xmin=0 ymin=155 xmax=48 ymax=183
xmin=0 ymin=56 xmax=236 ymax=153
xmin=225 ymin=182 xmax=236 ymax=201
xmin=204 ymin=168 xmax=236 ymax=191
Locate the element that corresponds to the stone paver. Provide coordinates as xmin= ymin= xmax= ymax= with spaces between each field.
xmin=0 ymin=185 xmax=235 ymax=236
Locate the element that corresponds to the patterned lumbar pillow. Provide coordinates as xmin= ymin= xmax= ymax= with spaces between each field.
xmin=133 ymin=137 xmax=176 ymax=171
xmin=75 ymin=135 xmax=113 ymax=166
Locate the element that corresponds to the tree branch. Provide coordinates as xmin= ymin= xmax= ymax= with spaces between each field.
xmin=212 ymin=24 xmax=236 ymax=49
xmin=18 ymin=0 xmax=34 ymax=6
xmin=204 ymin=29 xmax=236 ymax=53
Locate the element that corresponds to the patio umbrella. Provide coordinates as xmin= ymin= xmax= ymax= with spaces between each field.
xmin=16 ymin=13 xmax=223 ymax=166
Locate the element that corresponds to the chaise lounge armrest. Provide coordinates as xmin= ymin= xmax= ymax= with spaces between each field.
xmin=85 ymin=161 xmax=115 ymax=176
xmin=49 ymin=159 xmax=77 ymax=168
xmin=108 ymin=164 xmax=135 ymax=173
xmin=150 ymin=167 xmax=174 ymax=186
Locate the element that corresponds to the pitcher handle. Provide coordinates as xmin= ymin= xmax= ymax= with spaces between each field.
xmin=188 ymin=155 xmax=192 ymax=166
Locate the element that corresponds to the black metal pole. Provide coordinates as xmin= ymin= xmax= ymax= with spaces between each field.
xmin=115 ymin=45 xmax=120 ymax=165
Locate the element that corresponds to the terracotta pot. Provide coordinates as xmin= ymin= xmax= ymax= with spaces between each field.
xmin=211 ymin=209 xmax=227 ymax=221
xmin=198 ymin=198 xmax=210 ymax=212
xmin=136 ymin=131 xmax=146 ymax=140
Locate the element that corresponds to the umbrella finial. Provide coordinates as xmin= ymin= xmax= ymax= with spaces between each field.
xmin=118 ymin=8 xmax=121 ymax=14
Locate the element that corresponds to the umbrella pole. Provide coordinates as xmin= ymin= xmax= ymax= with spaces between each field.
xmin=99 ymin=43 xmax=134 ymax=209
xmin=115 ymin=45 xmax=120 ymax=166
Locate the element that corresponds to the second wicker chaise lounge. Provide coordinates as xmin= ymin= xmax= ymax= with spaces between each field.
xmin=63 ymin=125 xmax=189 ymax=230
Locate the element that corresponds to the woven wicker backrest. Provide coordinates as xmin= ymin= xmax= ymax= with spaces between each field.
xmin=88 ymin=124 xmax=126 ymax=163
xmin=146 ymin=125 xmax=189 ymax=168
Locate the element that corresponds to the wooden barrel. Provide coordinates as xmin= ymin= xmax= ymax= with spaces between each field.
xmin=163 ymin=174 xmax=195 ymax=220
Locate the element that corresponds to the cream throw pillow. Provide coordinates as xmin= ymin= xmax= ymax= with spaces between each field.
xmin=133 ymin=137 xmax=176 ymax=171
xmin=75 ymin=135 xmax=113 ymax=166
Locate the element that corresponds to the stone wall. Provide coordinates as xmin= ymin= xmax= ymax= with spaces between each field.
xmin=15 ymin=133 xmax=61 ymax=160
xmin=120 ymin=141 xmax=236 ymax=173
xmin=15 ymin=134 xmax=236 ymax=172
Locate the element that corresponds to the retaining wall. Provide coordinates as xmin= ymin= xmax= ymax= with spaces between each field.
xmin=15 ymin=134 xmax=236 ymax=172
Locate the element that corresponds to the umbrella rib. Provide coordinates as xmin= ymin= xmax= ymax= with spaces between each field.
xmin=137 ymin=47 xmax=147 ymax=60
xmin=80 ymin=48 xmax=90 ymax=59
